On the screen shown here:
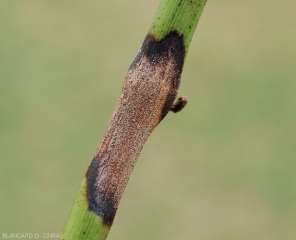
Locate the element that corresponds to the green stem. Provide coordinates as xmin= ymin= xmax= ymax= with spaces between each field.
xmin=61 ymin=176 xmax=110 ymax=240
xmin=61 ymin=1 xmax=207 ymax=239
xmin=149 ymin=0 xmax=208 ymax=58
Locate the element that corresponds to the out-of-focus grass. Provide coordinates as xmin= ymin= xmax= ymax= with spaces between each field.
xmin=1 ymin=1 xmax=295 ymax=239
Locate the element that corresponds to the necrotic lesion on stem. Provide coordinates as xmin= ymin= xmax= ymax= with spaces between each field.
xmin=62 ymin=1 xmax=208 ymax=238
xmin=86 ymin=0 xmax=208 ymax=228
xmin=86 ymin=31 xmax=186 ymax=226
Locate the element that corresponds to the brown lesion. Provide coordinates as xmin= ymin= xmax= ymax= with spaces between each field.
xmin=86 ymin=31 xmax=186 ymax=226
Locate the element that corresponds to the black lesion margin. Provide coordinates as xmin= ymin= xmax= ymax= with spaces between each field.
xmin=86 ymin=31 xmax=185 ymax=227
xmin=86 ymin=157 xmax=117 ymax=227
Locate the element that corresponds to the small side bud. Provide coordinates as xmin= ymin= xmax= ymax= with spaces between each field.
xmin=170 ymin=96 xmax=188 ymax=113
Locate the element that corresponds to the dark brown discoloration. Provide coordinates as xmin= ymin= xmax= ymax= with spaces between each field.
xmin=86 ymin=31 xmax=185 ymax=226
xmin=170 ymin=96 xmax=188 ymax=113
xmin=160 ymin=92 xmax=178 ymax=120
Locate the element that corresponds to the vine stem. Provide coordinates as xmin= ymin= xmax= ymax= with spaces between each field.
xmin=61 ymin=1 xmax=207 ymax=239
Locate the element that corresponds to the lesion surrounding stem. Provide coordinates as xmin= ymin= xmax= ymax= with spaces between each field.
xmin=61 ymin=1 xmax=208 ymax=239
xmin=87 ymin=32 xmax=186 ymax=226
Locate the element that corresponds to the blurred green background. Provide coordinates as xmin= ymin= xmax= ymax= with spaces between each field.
xmin=1 ymin=1 xmax=295 ymax=239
